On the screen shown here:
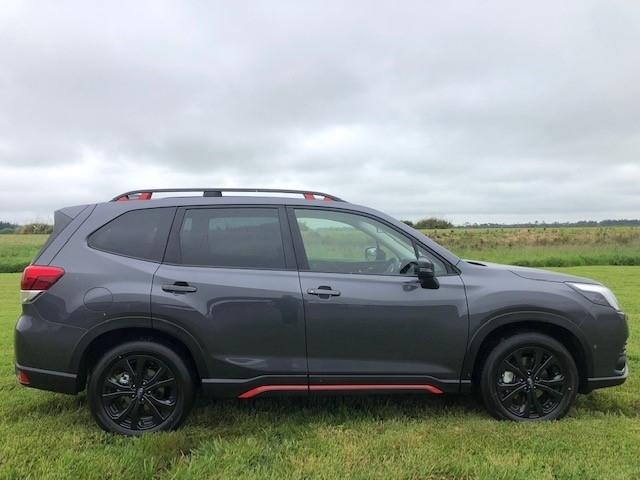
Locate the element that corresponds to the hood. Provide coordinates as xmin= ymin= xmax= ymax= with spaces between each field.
xmin=463 ymin=260 xmax=600 ymax=285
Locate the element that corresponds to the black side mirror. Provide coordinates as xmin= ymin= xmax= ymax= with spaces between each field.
xmin=364 ymin=246 xmax=386 ymax=261
xmin=416 ymin=257 xmax=439 ymax=289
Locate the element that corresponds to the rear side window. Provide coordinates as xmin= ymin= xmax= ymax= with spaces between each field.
xmin=88 ymin=208 xmax=174 ymax=262
xmin=170 ymin=208 xmax=286 ymax=269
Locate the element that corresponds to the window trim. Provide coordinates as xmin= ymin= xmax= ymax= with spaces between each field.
xmin=286 ymin=206 xmax=459 ymax=277
xmin=163 ymin=205 xmax=296 ymax=271
xmin=86 ymin=207 xmax=177 ymax=263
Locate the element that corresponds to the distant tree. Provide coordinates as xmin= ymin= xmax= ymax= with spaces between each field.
xmin=401 ymin=220 xmax=415 ymax=227
xmin=18 ymin=223 xmax=53 ymax=234
xmin=414 ymin=217 xmax=454 ymax=229
xmin=0 ymin=221 xmax=18 ymax=230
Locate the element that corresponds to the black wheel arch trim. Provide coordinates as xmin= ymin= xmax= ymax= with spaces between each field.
xmin=69 ymin=315 xmax=210 ymax=389
xmin=462 ymin=310 xmax=593 ymax=382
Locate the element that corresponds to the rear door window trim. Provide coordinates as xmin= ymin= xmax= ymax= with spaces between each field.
xmin=163 ymin=204 xmax=297 ymax=271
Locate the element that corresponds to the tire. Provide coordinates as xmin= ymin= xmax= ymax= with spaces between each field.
xmin=480 ymin=332 xmax=578 ymax=421
xmin=88 ymin=341 xmax=195 ymax=435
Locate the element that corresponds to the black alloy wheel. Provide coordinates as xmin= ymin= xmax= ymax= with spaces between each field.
xmin=481 ymin=332 xmax=578 ymax=421
xmin=88 ymin=341 xmax=194 ymax=435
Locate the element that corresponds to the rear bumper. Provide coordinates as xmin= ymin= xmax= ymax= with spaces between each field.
xmin=14 ymin=310 xmax=85 ymax=395
xmin=15 ymin=363 xmax=78 ymax=394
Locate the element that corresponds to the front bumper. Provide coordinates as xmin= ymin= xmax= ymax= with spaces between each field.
xmin=585 ymin=365 xmax=628 ymax=392
xmin=579 ymin=306 xmax=629 ymax=393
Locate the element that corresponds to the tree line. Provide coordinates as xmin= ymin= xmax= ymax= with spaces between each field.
xmin=402 ymin=218 xmax=640 ymax=229
xmin=0 ymin=222 xmax=53 ymax=234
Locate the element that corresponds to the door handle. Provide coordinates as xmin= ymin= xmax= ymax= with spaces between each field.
xmin=307 ymin=287 xmax=341 ymax=297
xmin=162 ymin=282 xmax=197 ymax=293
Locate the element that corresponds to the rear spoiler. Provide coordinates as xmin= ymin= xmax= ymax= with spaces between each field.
xmin=32 ymin=204 xmax=95 ymax=265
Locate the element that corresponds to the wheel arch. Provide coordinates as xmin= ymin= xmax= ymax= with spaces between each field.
xmin=464 ymin=312 xmax=593 ymax=393
xmin=71 ymin=317 xmax=209 ymax=391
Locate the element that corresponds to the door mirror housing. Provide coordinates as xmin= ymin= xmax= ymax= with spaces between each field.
xmin=364 ymin=246 xmax=386 ymax=261
xmin=416 ymin=257 xmax=439 ymax=289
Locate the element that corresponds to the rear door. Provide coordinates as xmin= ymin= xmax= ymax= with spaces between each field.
xmin=289 ymin=207 xmax=468 ymax=390
xmin=151 ymin=205 xmax=307 ymax=396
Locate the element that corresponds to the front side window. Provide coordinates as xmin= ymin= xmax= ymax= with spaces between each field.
xmin=294 ymin=209 xmax=445 ymax=275
xmin=88 ymin=208 xmax=174 ymax=262
xmin=174 ymin=208 xmax=286 ymax=269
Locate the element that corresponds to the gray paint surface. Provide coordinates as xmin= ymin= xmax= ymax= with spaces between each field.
xmin=14 ymin=194 xmax=628 ymax=397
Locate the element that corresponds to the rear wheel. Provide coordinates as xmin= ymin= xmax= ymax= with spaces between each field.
xmin=88 ymin=341 xmax=194 ymax=435
xmin=480 ymin=332 xmax=578 ymax=421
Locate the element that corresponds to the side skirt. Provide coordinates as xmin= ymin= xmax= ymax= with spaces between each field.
xmin=201 ymin=375 xmax=463 ymax=399
xmin=239 ymin=383 xmax=444 ymax=399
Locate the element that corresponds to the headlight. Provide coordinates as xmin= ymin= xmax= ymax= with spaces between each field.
xmin=567 ymin=282 xmax=620 ymax=310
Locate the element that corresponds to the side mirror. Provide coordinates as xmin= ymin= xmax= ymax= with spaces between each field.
xmin=364 ymin=246 xmax=386 ymax=261
xmin=416 ymin=257 xmax=439 ymax=289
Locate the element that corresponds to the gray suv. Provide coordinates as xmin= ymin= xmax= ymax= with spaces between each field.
xmin=14 ymin=188 xmax=628 ymax=435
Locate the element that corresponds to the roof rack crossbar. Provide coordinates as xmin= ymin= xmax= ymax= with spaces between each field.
xmin=112 ymin=188 xmax=344 ymax=202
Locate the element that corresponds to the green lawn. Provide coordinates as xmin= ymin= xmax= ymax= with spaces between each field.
xmin=0 ymin=234 xmax=47 ymax=273
xmin=0 ymin=267 xmax=639 ymax=479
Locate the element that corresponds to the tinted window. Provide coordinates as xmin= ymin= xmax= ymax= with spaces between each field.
xmin=295 ymin=209 xmax=419 ymax=275
xmin=175 ymin=208 xmax=285 ymax=269
xmin=88 ymin=208 xmax=174 ymax=262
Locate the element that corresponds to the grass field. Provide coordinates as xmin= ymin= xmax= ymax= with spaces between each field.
xmin=423 ymin=227 xmax=640 ymax=267
xmin=0 ymin=235 xmax=47 ymax=273
xmin=0 ymin=267 xmax=639 ymax=479
xmin=2 ymin=227 xmax=639 ymax=273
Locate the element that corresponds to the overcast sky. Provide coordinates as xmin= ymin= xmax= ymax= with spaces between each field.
xmin=1 ymin=1 xmax=638 ymax=225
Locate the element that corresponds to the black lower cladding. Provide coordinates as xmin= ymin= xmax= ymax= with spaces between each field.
xmin=14 ymin=363 xmax=78 ymax=394
xmin=98 ymin=354 xmax=178 ymax=431
xmin=201 ymin=374 xmax=462 ymax=397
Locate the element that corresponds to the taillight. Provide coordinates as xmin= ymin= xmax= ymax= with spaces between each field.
xmin=16 ymin=369 xmax=30 ymax=385
xmin=20 ymin=265 xmax=65 ymax=303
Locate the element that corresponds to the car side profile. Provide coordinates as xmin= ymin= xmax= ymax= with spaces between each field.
xmin=15 ymin=188 xmax=628 ymax=435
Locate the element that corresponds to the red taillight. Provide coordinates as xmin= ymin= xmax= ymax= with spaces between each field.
xmin=21 ymin=265 xmax=65 ymax=291
xmin=16 ymin=369 xmax=30 ymax=385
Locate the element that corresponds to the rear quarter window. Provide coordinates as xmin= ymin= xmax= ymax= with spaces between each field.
xmin=88 ymin=208 xmax=175 ymax=262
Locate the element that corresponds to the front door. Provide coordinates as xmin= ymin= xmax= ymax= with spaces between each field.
xmin=289 ymin=207 xmax=468 ymax=391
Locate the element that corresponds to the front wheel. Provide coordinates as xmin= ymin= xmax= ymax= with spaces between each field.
xmin=480 ymin=332 xmax=578 ymax=421
xmin=88 ymin=341 xmax=195 ymax=435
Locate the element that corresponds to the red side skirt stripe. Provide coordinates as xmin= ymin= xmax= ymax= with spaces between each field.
xmin=238 ymin=384 xmax=444 ymax=399
xmin=237 ymin=385 xmax=308 ymax=399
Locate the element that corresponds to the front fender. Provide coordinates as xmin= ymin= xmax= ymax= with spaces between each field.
xmin=461 ymin=310 xmax=594 ymax=382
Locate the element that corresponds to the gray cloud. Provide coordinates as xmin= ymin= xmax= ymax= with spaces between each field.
xmin=0 ymin=0 xmax=639 ymax=224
